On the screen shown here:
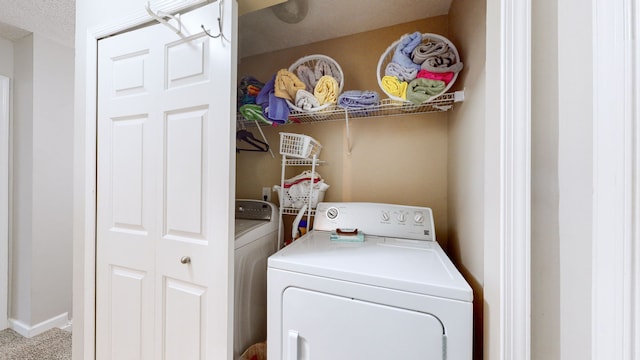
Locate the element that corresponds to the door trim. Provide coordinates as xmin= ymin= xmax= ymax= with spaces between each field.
xmin=494 ymin=0 xmax=531 ymax=358
xmin=73 ymin=1 xmax=207 ymax=358
xmin=591 ymin=0 xmax=639 ymax=358
xmin=0 ymin=75 xmax=10 ymax=331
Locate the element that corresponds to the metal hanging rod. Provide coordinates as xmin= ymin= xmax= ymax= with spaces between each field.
xmin=145 ymin=1 xmax=182 ymax=34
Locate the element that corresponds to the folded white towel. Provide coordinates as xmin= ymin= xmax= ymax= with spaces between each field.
xmin=295 ymin=90 xmax=321 ymax=110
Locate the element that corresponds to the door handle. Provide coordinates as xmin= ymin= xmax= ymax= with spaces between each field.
xmin=180 ymin=256 xmax=191 ymax=264
xmin=287 ymin=330 xmax=299 ymax=359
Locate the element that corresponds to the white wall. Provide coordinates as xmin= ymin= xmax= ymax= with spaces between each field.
xmin=0 ymin=37 xmax=13 ymax=77
xmin=557 ymin=0 xmax=593 ymax=358
xmin=531 ymin=0 xmax=561 ymax=358
xmin=30 ymin=34 xmax=74 ymax=325
xmin=11 ymin=33 xmax=74 ymax=334
xmin=0 ymin=37 xmax=13 ymax=331
xmin=530 ymin=0 xmax=594 ymax=359
xmin=12 ymin=35 xmax=34 ymax=326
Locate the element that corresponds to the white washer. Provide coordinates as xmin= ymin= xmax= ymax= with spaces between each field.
xmin=268 ymin=202 xmax=473 ymax=360
xmin=234 ymin=199 xmax=281 ymax=359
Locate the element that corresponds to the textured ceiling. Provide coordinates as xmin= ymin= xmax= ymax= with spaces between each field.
xmin=0 ymin=0 xmax=452 ymax=56
xmin=0 ymin=0 xmax=75 ymax=46
xmin=238 ymin=0 xmax=452 ymax=58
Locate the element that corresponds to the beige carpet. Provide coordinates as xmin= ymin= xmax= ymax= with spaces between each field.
xmin=0 ymin=328 xmax=71 ymax=360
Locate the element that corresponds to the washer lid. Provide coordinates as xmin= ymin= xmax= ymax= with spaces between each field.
xmin=268 ymin=230 xmax=473 ymax=302
xmin=235 ymin=218 xmax=277 ymax=249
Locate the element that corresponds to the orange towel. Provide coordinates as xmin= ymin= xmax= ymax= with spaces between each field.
xmin=274 ymin=69 xmax=306 ymax=101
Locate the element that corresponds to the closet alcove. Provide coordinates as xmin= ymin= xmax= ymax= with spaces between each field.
xmin=235 ymin=0 xmax=485 ymax=358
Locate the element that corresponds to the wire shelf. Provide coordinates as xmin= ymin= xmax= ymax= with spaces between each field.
xmin=282 ymin=158 xmax=325 ymax=166
xmin=237 ymin=91 xmax=464 ymax=127
xmin=281 ymin=207 xmax=318 ymax=216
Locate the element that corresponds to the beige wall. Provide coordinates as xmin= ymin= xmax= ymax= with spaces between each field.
xmin=237 ymin=17 xmax=451 ymax=246
xmin=448 ymin=0 xmax=486 ymax=358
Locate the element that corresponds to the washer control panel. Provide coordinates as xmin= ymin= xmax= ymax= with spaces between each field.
xmin=314 ymin=202 xmax=435 ymax=241
xmin=235 ymin=200 xmax=276 ymax=221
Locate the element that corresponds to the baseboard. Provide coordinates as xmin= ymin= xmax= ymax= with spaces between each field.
xmin=9 ymin=312 xmax=70 ymax=338
xmin=59 ymin=319 xmax=73 ymax=332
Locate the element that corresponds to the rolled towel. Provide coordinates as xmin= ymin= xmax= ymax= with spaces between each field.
xmin=239 ymin=104 xmax=273 ymax=126
xmin=314 ymin=75 xmax=339 ymax=105
xmin=416 ymin=69 xmax=455 ymax=85
xmin=338 ymin=90 xmax=380 ymax=109
xmin=406 ymin=78 xmax=446 ymax=104
xmin=256 ymin=75 xmax=290 ymax=123
xmin=381 ymin=75 xmax=408 ymax=100
xmin=237 ymin=76 xmax=264 ymax=106
xmin=385 ymin=62 xmax=418 ymax=82
xmin=398 ymin=31 xmax=423 ymax=57
xmin=295 ymin=90 xmax=321 ymax=111
xmin=295 ymin=64 xmax=317 ymax=92
xmin=411 ymin=40 xmax=449 ymax=64
xmin=246 ymin=84 xmax=262 ymax=97
xmin=274 ymin=69 xmax=306 ymax=101
xmin=420 ymin=52 xmax=464 ymax=73
xmin=391 ymin=32 xmax=422 ymax=71
xmin=314 ymin=59 xmax=342 ymax=85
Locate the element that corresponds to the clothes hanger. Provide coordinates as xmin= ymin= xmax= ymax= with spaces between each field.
xmin=236 ymin=129 xmax=270 ymax=153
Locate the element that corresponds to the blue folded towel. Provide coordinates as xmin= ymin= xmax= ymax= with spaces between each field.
xmin=257 ymin=75 xmax=289 ymax=123
xmin=337 ymin=90 xmax=380 ymax=109
xmin=391 ymin=32 xmax=422 ymax=71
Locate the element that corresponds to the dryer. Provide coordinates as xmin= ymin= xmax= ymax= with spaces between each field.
xmin=234 ymin=199 xmax=280 ymax=359
xmin=267 ymin=202 xmax=472 ymax=360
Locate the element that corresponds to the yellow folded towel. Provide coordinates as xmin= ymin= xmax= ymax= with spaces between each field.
xmin=381 ymin=75 xmax=408 ymax=100
xmin=274 ymin=69 xmax=306 ymax=101
xmin=314 ymin=75 xmax=339 ymax=105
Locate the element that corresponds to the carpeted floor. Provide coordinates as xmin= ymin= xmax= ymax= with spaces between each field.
xmin=0 ymin=328 xmax=71 ymax=360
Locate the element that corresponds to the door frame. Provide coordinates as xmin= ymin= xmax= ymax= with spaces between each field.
xmin=490 ymin=0 xmax=531 ymax=358
xmin=74 ymin=1 xmax=533 ymax=360
xmin=591 ymin=0 xmax=640 ymax=358
xmin=0 ymin=75 xmax=10 ymax=331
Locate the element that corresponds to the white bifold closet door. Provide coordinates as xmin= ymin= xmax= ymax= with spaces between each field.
xmin=96 ymin=2 xmax=237 ymax=359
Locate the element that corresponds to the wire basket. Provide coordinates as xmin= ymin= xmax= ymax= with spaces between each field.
xmin=286 ymin=54 xmax=344 ymax=115
xmin=239 ymin=342 xmax=266 ymax=360
xmin=279 ymin=132 xmax=322 ymax=159
xmin=273 ymin=184 xmax=328 ymax=209
xmin=377 ymin=33 xmax=461 ymax=104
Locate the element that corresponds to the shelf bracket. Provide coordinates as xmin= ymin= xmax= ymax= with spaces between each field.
xmin=345 ymin=109 xmax=352 ymax=156
xmin=252 ymin=119 xmax=275 ymax=158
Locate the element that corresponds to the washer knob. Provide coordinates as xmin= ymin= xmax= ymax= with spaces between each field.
xmin=326 ymin=207 xmax=339 ymax=220
xmin=414 ymin=213 xmax=425 ymax=223
xmin=397 ymin=213 xmax=406 ymax=222
xmin=381 ymin=211 xmax=390 ymax=222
